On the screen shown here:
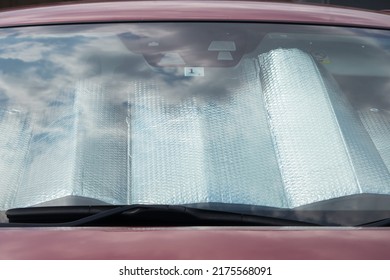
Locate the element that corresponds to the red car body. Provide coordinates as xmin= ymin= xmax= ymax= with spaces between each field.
xmin=0 ymin=1 xmax=389 ymax=29
xmin=0 ymin=1 xmax=389 ymax=260
xmin=1 ymin=227 xmax=390 ymax=259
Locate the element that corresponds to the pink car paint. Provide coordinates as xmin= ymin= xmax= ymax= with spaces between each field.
xmin=0 ymin=1 xmax=389 ymax=29
xmin=0 ymin=1 xmax=389 ymax=260
xmin=1 ymin=227 xmax=390 ymax=259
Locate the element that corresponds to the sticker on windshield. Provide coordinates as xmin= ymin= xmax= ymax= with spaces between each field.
xmin=184 ymin=67 xmax=204 ymax=77
xmin=311 ymin=51 xmax=331 ymax=64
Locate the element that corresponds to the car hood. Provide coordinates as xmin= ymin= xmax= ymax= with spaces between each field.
xmin=0 ymin=1 xmax=389 ymax=29
xmin=0 ymin=227 xmax=389 ymax=259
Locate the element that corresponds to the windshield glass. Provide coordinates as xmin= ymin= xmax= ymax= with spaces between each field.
xmin=0 ymin=23 xmax=389 ymax=225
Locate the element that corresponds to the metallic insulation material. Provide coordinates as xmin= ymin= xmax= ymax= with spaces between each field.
xmin=0 ymin=109 xmax=31 ymax=209
xmin=129 ymin=79 xmax=209 ymax=204
xmin=14 ymin=83 xmax=128 ymax=208
xmin=73 ymin=81 xmax=128 ymax=205
xmin=201 ymin=60 xmax=286 ymax=207
xmin=322 ymin=76 xmax=390 ymax=195
xmin=259 ymin=49 xmax=360 ymax=207
xmin=258 ymin=48 xmax=390 ymax=207
xmin=129 ymin=60 xmax=286 ymax=207
xmin=1 ymin=82 xmax=129 ymax=210
xmin=14 ymin=91 xmax=78 ymax=207
xmin=1 ymin=48 xmax=390 ymax=210
xmin=359 ymin=109 xmax=390 ymax=177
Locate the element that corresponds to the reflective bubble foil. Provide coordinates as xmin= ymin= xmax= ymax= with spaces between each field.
xmin=14 ymin=90 xmax=79 ymax=207
xmin=129 ymin=79 xmax=208 ymax=204
xmin=129 ymin=61 xmax=286 ymax=207
xmin=258 ymin=49 xmax=361 ymax=207
xmin=0 ymin=109 xmax=31 ymax=209
xmin=359 ymin=108 xmax=390 ymax=191
xmin=201 ymin=60 xmax=286 ymax=207
xmin=323 ymin=77 xmax=390 ymax=195
xmin=2 ymin=48 xmax=390 ymax=210
xmin=72 ymin=81 xmax=128 ymax=205
xmin=1 ymin=82 xmax=129 ymax=210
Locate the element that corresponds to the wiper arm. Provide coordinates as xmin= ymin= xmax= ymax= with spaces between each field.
xmin=3 ymin=205 xmax=137 ymax=227
xmin=2 ymin=205 xmax=320 ymax=227
xmin=358 ymin=218 xmax=390 ymax=227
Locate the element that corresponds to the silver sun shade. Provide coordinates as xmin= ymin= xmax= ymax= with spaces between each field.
xmin=1 ymin=48 xmax=390 ymax=210
xmin=258 ymin=49 xmax=390 ymax=207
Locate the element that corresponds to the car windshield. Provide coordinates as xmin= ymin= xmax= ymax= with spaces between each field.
xmin=0 ymin=22 xmax=389 ymax=226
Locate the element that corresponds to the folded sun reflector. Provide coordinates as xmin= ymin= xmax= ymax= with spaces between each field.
xmin=2 ymin=48 xmax=390 ymax=210
xmin=129 ymin=61 xmax=286 ymax=207
xmin=0 ymin=109 xmax=31 ymax=209
xmin=258 ymin=48 xmax=390 ymax=207
xmin=0 ymin=83 xmax=129 ymax=210
xmin=129 ymin=49 xmax=390 ymax=208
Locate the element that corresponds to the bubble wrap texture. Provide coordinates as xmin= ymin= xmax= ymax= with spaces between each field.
xmin=14 ymin=90 xmax=79 ymax=207
xmin=129 ymin=60 xmax=287 ymax=207
xmin=0 ymin=110 xmax=31 ymax=209
xmin=258 ymin=49 xmax=361 ymax=207
xmin=359 ymin=109 xmax=390 ymax=178
xmin=322 ymin=78 xmax=390 ymax=195
xmin=202 ymin=61 xmax=286 ymax=207
xmin=72 ymin=81 xmax=128 ymax=204
xmin=129 ymin=80 xmax=208 ymax=204
xmin=1 ymin=82 xmax=128 ymax=210
xmin=2 ymin=48 xmax=390 ymax=210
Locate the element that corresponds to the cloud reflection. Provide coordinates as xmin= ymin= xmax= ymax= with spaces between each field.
xmin=0 ymin=22 xmax=389 ymax=220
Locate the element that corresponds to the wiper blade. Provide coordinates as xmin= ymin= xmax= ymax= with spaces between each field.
xmin=3 ymin=205 xmax=136 ymax=227
xmin=2 ymin=205 xmax=321 ymax=227
xmin=358 ymin=218 xmax=390 ymax=227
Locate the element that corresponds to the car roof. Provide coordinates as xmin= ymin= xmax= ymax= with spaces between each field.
xmin=0 ymin=0 xmax=389 ymax=29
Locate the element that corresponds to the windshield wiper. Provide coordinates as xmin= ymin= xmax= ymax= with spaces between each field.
xmin=358 ymin=218 xmax=390 ymax=227
xmin=2 ymin=205 xmax=320 ymax=227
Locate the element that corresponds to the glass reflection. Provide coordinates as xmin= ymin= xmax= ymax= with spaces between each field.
xmin=0 ymin=23 xmax=389 ymax=222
